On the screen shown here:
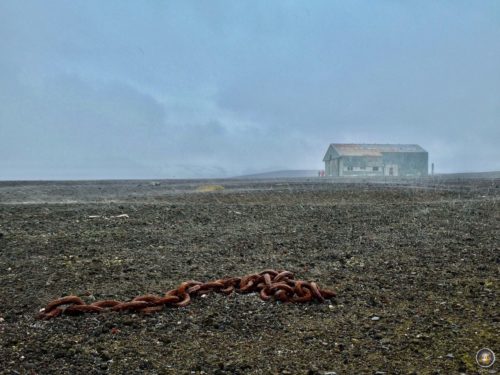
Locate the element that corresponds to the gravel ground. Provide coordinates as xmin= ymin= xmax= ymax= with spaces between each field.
xmin=0 ymin=178 xmax=498 ymax=374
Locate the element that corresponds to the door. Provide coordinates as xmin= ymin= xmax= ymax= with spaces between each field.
xmin=384 ymin=164 xmax=399 ymax=176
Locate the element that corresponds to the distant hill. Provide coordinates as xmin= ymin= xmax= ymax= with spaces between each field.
xmin=234 ymin=170 xmax=319 ymax=179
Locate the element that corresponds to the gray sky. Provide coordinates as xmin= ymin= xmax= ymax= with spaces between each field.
xmin=1 ymin=1 xmax=499 ymax=179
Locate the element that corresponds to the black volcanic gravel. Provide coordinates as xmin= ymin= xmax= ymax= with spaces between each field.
xmin=0 ymin=179 xmax=498 ymax=374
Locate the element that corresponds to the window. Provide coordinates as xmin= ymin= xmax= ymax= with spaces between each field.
xmin=373 ymin=166 xmax=379 ymax=171
xmin=347 ymin=166 xmax=353 ymax=171
xmin=360 ymin=166 xmax=366 ymax=170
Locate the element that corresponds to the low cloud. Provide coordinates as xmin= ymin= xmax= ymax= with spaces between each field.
xmin=1 ymin=1 xmax=499 ymax=179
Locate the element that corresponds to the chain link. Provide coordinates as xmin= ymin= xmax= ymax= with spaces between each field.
xmin=37 ymin=269 xmax=336 ymax=320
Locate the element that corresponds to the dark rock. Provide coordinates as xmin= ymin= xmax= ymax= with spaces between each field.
xmin=100 ymin=351 xmax=111 ymax=361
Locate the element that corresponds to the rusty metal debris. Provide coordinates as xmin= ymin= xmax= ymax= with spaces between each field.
xmin=37 ymin=269 xmax=336 ymax=320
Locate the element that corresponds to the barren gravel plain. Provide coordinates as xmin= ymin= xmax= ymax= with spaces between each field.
xmin=0 ymin=177 xmax=498 ymax=374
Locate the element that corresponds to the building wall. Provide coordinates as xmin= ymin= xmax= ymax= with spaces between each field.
xmin=325 ymin=159 xmax=340 ymax=176
xmin=381 ymin=152 xmax=428 ymax=176
xmin=338 ymin=156 xmax=384 ymax=177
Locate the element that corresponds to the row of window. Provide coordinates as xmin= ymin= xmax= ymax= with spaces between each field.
xmin=346 ymin=166 xmax=380 ymax=171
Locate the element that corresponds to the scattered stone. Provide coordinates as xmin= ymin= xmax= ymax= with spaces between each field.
xmin=113 ymin=214 xmax=129 ymax=218
xmin=371 ymin=316 xmax=381 ymax=321
xmin=23 ymin=362 xmax=35 ymax=370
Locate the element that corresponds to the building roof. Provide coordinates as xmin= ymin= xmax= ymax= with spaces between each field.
xmin=323 ymin=144 xmax=427 ymax=161
xmin=328 ymin=143 xmax=426 ymax=157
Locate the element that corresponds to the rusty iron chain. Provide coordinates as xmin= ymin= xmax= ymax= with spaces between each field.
xmin=37 ymin=269 xmax=336 ymax=320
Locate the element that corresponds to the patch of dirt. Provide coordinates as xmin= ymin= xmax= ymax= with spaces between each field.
xmin=0 ymin=179 xmax=498 ymax=374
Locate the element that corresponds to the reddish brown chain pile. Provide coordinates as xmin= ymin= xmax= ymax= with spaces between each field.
xmin=38 ymin=269 xmax=336 ymax=320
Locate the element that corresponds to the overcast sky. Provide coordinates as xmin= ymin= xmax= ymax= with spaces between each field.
xmin=1 ymin=1 xmax=499 ymax=179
